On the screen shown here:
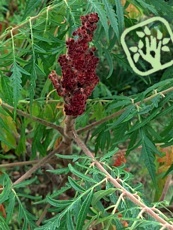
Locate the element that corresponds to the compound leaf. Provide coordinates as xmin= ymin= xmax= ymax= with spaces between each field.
xmin=141 ymin=130 xmax=156 ymax=184
xmin=10 ymin=62 xmax=22 ymax=116
xmin=76 ymin=190 xmax=93 ymax=230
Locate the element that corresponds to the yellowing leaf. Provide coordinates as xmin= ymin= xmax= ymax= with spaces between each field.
xmin=0 ymin=108 xmax=18 ymax=152
xmin=121 ymin=0 xmax=141 ymax=18
xmin=157 ymin=147 xmax=173 ymax=174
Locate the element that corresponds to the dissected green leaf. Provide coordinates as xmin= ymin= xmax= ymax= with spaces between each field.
xmin=10 ymin=62 xmax=22 ymax=116
xmin=46 ymin=196 xmax=73 ymax=208
xmin=13 ymin=177 xmax=37 ymax=189
xmin=22 ymin=0 xmax=43 ymax=19
xmin=140 ymin=130 xmax=156 ymax=184
xmin=6 ymin=192 xmax=15 ymax=223
xmin=66 ymin=210 xmax=75 ymax=230
xmin=107 ymin=105 xmax=136 ymax=130
xmin=76 ymin=190 xmax=93 ymax=230
xmin=47 ymin=167 xmax=70 ymax=175
xmin=0 ymin=77 xmax=13 ymax=105
xmin=95 ymin=129 xmax=111 ymax=152
xmin=89 ymin=0 xmax=109 ymax=39
xmin=0 ymin=216 xmax=10 ymax=230
xmin=163 ymin=163 xmax=173 ymax=177
xmin=129 ymin=107 xmax=160 ymax=133
xmin=68 ymin=164 xmax=96 ymax=183
xmin=114 ymin=0 xmax=124 ymax=34
xmin=107 ymin=98 xmax=131 ymax=111
xmin=15 ymin=122 xmax=26 ymax=156
xmin=127 ymin=130 xmax=140 ymax=155
xmin=102 ymin=0 xmax=119 ymax=39
xmin=68 ymin=177 xmax=85 ymax=193
xmin=92 ymin=188 xmax=116 ymax=206
xmin=105 ymin=49 xmax=114 ymax=79
xmin=100 ymin=148 xmax=119 ymax=161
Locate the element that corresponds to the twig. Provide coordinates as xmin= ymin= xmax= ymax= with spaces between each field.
xmin=159 ymin=175 xmax=173 ymax=201
xmin=13 ymin=141 xmax=67 ymax=185
xmin=72 ymin=130 xmax=173 ymax=229
xmin=0 ymin=160 xmax=40 ymax=168
xmin=36 ymin=172 xmax=70 ymax=226
xmin=12 ymin=116 xmax=75 ymax=186
xmin=77 ymin=86 xmax=173 ymax=134
xmin=63 ymin=115 xmax=75 ymax=155
xmin=1 ymin=101 xmax=65 ymax=136
xmin=77 ymin=109 xmax=123 ymax=134
xmin=36 ymin=203 xmax=50 ymax=226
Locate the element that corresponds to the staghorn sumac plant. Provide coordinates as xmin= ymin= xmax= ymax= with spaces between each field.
xmin=0 ymin=1 xmax=173 ymax=230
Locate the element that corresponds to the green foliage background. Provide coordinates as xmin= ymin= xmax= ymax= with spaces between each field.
xmin=0 ymin=0 xmax=173 ymax=229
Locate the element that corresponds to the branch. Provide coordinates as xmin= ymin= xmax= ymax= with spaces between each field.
xmin=159 ymin=175 xmax=173 ymax=201
xmin=13 ymin=141 xmax=67 ymax=185
xmin=12 ymin=116 xmax=75 ymax=186
xmin=0 ymin=159 xmax=58 ymax=169
xmin=0 ymin=160 xmax=39 ymax=168
xmin=63 ymin=115 xmax=75 ymax=153
xmin=1 ymin=101 xmax=65 ymax=136
xmin=36 ymin=171 xmax=70 ymax=226
xmin=77 ymin=86 xmax=173 ymax=134
xmin=72 ymin=130 xmax=173 ymax=229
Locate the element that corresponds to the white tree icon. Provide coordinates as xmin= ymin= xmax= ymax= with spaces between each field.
xmin=129 ymin=26 xmax=170 ymax=69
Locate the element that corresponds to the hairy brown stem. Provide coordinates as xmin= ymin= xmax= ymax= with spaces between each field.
xmin=63 ymin=115 xmax=75 ymax=154
xmin=72 ymin=130 xmax=173 ymax=229
xmin=61 ymin=115 xmax=75 ymax=167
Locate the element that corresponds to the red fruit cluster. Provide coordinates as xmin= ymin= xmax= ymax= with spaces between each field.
xmin=49 ymin=13 xmax=99 ymax=116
